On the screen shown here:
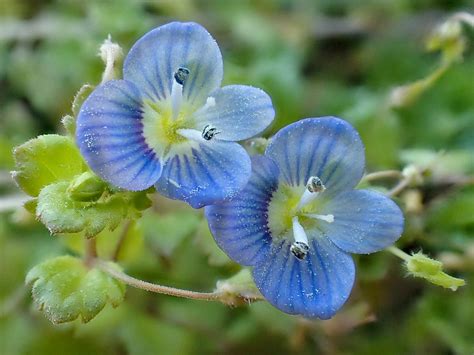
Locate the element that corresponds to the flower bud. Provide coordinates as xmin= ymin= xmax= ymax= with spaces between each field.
xmin=215 ymin=269 xmax=262 ymax=306
xmin=406 ymin=252 xmax=466 ymax=291
xmin=67 ymin=172 xmax=106 ymax=202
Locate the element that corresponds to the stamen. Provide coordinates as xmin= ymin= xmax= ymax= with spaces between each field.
xmin=295 ymin=176 xmax=326 ymax=211
xmin=307 ymin=176 xmax=325 ymax=193
xmin=202 ymin=124 xmax=220 ymax=141
xmin=171 ymin=67 xmax=190 ymax=120
xmin=291 ymin=217 xmax=309 ymax=260
xmin=174 ymin=67 xmax=190 ymax=85
xmin=303 ymin=213 xmax=334 ymax=223
xmin=176 ymin=128 xmax=202 ymax=142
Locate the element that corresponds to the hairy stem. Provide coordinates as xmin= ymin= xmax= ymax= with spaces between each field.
xmin=112 ymin=220 xmax=131 ymax=261
xmin=96 ymin=260 xmax=222 ymax=301
xmin=84 ymin=238 xmax=98 ymax=267
xmin=362 ymin=170 xmax=403 ymax=183
xmin=388 ymin=178 xmax=411 ymax=197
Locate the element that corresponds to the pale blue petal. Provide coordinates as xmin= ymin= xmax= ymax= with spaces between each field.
xmin=193 ymin=85 xmax=274 ymax=141
xmin=155 ymin=140 xmax=251 ymax=208
xmin=265 ymin=117 xmax=365 ymax=197
xmin=124 ymin=22 xmax=223 ymax=107
xmin=318 ymin=189 xmax=404 ymax=254
xmin=205 ymin=156 xmax=279 ymax=265
xmin=252 ymin=236 xmax=355 ymax=319
xmin=76 ymin=80 xmax=162 ymax=191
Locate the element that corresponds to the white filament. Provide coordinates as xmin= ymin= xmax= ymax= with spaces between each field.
xmin=292 ymin=216 xmax=309 ymax=246
xmin=170 ymin=79 xmax=183 ymax=120
xmin=303 ymin=213 xmax=334 ymax=223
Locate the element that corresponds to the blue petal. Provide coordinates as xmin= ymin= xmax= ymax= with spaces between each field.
xmin=265 ymin=117 xmax=365 ymax=197
xmin=155 ymin=140 xmax=251 ymax=208
xmin=193 ymin=85 xmax=275 ymax=141
xmin=124 ymin=22 xmax=223 ymax=107
xmin=318 ymin=189 xmax=404 ymax=254
xmin=76 ymin=80 xmax=162 ymax=191
xmin=252 ymin=236 xmax=355 ymax=319
xmin=205 ymin=155 xmax=279 ymax=265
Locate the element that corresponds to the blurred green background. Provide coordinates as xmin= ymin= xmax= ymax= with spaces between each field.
xmin=1 ymin=1 xmax=473 ymax=354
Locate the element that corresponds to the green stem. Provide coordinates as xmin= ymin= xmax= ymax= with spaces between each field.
xmin=386 ymin=246 xmax=411 ymax=262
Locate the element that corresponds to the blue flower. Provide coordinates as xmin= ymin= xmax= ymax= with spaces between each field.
xmin=206 ymin=117 xmax=404 ymax=319
xmin=76 ymin=22 xmax=274 ymax=208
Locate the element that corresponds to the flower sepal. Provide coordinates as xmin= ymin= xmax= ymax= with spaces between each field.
xmin=215 ymin=269 xmax=263 ymax=306
xmin=67 ymin=171 xmax=107 ymax=202
xmin=406 ymin=252 xmax=466 ymax=291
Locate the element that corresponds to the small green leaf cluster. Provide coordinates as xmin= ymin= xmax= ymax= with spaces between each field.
xmin=26 ymin=256 xmax=125 ymax=323
xmin=11 ymin=109 xmax=153 ymax=323
xmin=13 ymin=133 xmax=152 ymax=238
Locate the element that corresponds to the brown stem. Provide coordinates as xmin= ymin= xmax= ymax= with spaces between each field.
xmin=96 ymin=260 xmax=222 ymax=301
xmin=362 ymin=170 xmax=403 ymax=183
xmin=112 ymin=220 xmax=131 ymax=261
xmin=84 ymin=238 xmax=97 ymax=267
xmin=388 ymin=178 xmax=411 ymax=197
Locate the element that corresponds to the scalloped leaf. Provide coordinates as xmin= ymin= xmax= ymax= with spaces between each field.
xmin=26 ymin=256 xmax=125 ymax=324
xmin=37 ymin=181 xmax=144 ymax=238
xmin=12 ymin=134 xmax=86 ymax=197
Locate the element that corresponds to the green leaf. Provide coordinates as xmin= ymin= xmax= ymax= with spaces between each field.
xmin=119 ymin=308 xmax=193 ymax=355
xmin=141 ymin=211 xmax=201 ymax=257
xmin=427 ymin=187 xmax=474 ymax=230
xmin=12 ymin=134 xmax=86 ymax=196
xmin=25 ymin=256 xmax=125 ymax=324
xmin=62 ymin=221 xmax=144 ymax=263
xmin=194 ymin=219 xmax=232 ymax=266
xmin=36 ymin=181 xmax=142 ymax=238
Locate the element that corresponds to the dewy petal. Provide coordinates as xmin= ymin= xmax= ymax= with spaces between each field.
xmin=252 ymin=237 xmax=355 ymax=319
xmin=76 ymin=80 xmax=162 ymax=191
xmin=265 ymin=117 xmax=365 ymax=196
xmin=205 ymin=155 xmax=280 ymax=265
xmin=154 ymin=139 xmax=251 ymax=208
xmin=318 ymin=189 xmax=404 ymax=254
xmin=192 ymin=85 xmax=275 ymax=141
xmin=123 ymin=22 xmax=223 ymax=107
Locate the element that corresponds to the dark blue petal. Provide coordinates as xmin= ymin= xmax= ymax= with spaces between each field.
xmin=76 ymin=80 xmax=162 ymax=191
xmin=155 ymin=140 xmax=251 ymax=208
xmin=205 ymin=156 xmax=279 ymax=265
xmin=318 ymin=189 xmax=404 ymax=254
xmin=124 ymin=22 xmax=223 ymax=108
xmin=193 ymin=85 xmax=274 ymax=141
xmin=265 ymin=117 xmax=365 ymax=197
xmin=252 ymin=236 xmax=355 ymax=319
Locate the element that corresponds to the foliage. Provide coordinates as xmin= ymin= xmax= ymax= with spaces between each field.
xmin=1 ymin=1 xmax=473 ymax=354
xmin=25 ymin=256 xmax=125 ymax=324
